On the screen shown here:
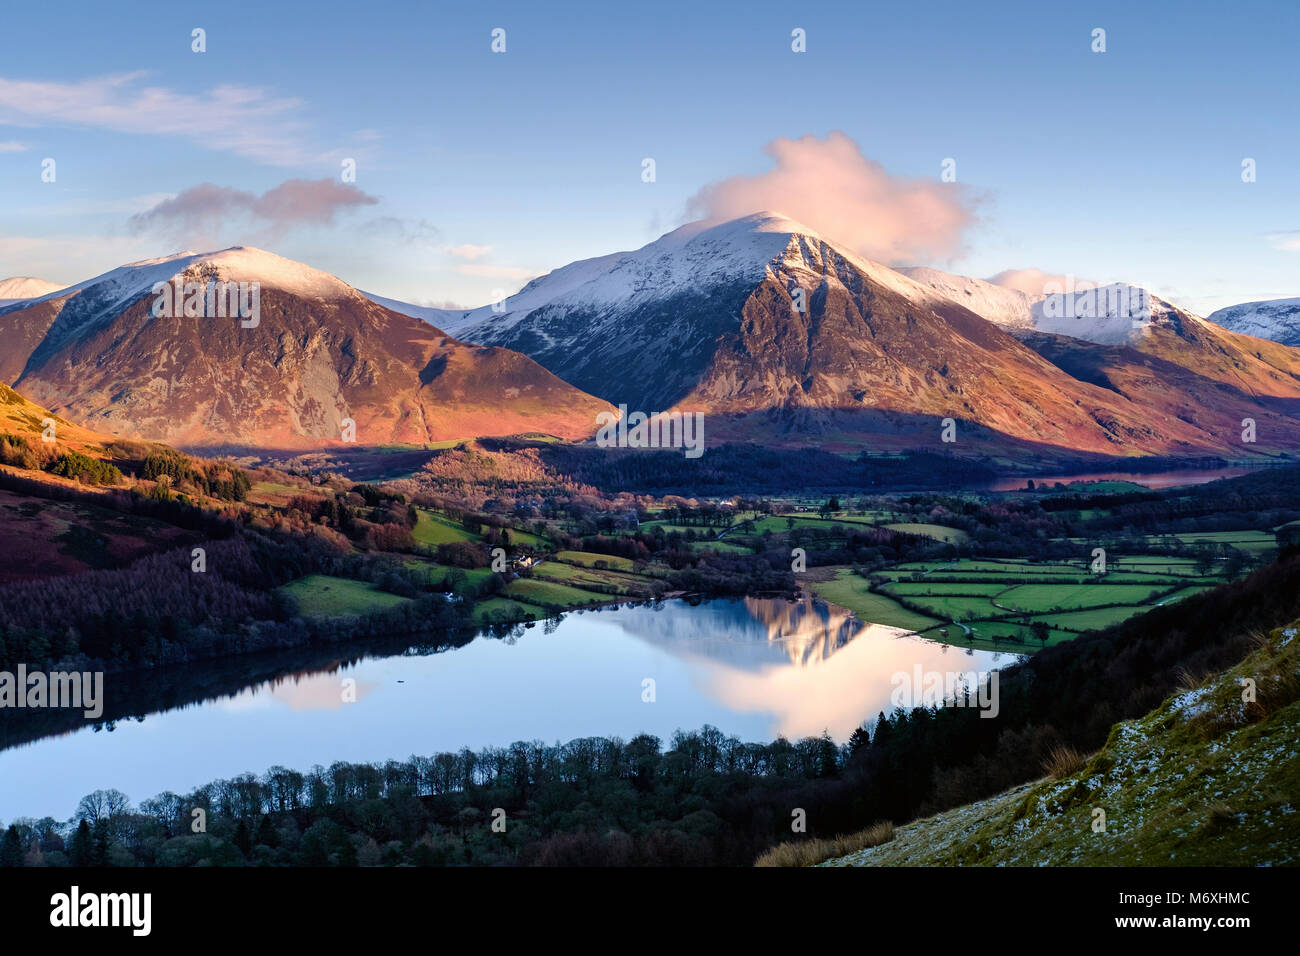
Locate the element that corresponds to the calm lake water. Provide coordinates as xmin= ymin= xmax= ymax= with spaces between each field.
xmin=0 ymin=596 xmax=1018 ymax=820
xmin=984 ymin=466 xmax=1253 ymax=492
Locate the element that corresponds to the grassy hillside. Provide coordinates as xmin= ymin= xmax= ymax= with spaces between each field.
xmin=817 ymin=620 xmax=1300 ymax=867
xmin=277 ymin=574 xmax=413 ymax=617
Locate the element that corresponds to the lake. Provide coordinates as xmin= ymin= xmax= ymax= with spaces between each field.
xmin=984 ymin=466 xmax=1254 ymax=491
xmin=0 ymin=596 xmax=1019 ymax=820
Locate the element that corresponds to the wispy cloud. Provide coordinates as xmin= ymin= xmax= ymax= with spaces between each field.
xmin=0 ymin=72 xmax=313 ymax=165
xmin=1266 ymin=231 xmax=1300 ymax=253
xmin=128 ymin=179 xmax=378 ymax=247
xmin=0 ymin=234 xmax=165 ymax=286
xmin=986 ymin=268 xmax=1090 ymax=296
xmin=445 ymin=243 xmax=492 ymax=260
xmin=686 ymin=131 xmax=979 ymax=265
xmin=454 ymin=263 xmax=537 ymax=280
xmin=0 ymin=140 xmax=29 ymax=153
xmin=359 ymin=216 xmax=442 ymax=247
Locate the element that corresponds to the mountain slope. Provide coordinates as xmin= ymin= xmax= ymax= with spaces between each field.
xmin=0 ymin=277 xmax=64 ymax=308
xmin=904 ymin=266 xmax=1300 ymax=400
xmin=0 ymin=248 xmax=612 ymax=451
xmin=358 ymin=290 xmax=469 ymax=330
xmin=898 ymin=267 xmax=1034 ymax=330
xmin=448 ymin=214 xmax=1300 ymax=459
xmin=1208 ymin=297 xmax=1300 ymax=347
xmin=822 ymin=619 xmax=1300 ymax=867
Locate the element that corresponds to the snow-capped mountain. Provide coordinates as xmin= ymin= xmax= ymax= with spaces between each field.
xmin=1207 ymin=297 xmax=1300 ymax=347
xmin=428 ymin=212 xmax=1300 ymax=458
xmin=899 ymin=264 xmax=1300 ymax=405
xmin=6 ymin=226 xmax=1300 ymax=461
xmin=898 ymin=267 xmax=1035 ymax=331
xmin=900 ymin=266 xmax=1185 ymax=347
xmin=0 ymin=277 xmax=65 ymax=308
xmin=358 ymin=290 xmax=469 ymax=331
xmin=0 ymin=247 xmax=611 ymax=450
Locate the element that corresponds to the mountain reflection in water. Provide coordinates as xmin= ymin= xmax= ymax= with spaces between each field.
xmin=0 ymin=596 xmax=1019 ymax=820
xmin=611 ymin=594 xmax=1018 ymax=741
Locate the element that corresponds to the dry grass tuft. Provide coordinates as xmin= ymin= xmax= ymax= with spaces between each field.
xmin=754 ymin=821 xmax=895 ymax=867
xmin=1041 ymin=744 xmax=1088 ymax=780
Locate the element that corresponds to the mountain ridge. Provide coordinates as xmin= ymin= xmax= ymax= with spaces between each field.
xmin=0 ymin=248 xmax=613 ymax=451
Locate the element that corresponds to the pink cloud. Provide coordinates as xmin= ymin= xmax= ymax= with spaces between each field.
xmin=686 ymin=131 xmax=978 ymax=265
xmin=986 ymin=268 xmax=1097 ymax=296
xmin=129 ymin=178 xmax=378 ymax=247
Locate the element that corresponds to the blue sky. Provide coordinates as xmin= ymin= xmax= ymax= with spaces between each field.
xmin=1 ymin=0 xmax=1296 ymax=314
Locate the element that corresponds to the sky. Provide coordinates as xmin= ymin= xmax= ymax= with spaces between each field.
xmin=1 ymin=0 xmax=1297 ymax=315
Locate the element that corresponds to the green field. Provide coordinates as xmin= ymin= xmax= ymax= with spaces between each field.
xmin=690 ymin=539 xmax=753 ymax=554
xmin=822 ymin=547 xmax=1233 ymax=653
xmin=1142 ymin=530 xmax=1277 ymax=554
xmin=504 ymin=578 xmax=609 ymax=609
xmin=996 ymin=582 xmax=1168 ymax=612
xmin=900 ymin=594 xmax=1002 ymax=620
xmin=808 ymin=570 xmax=942 ymax=631
xmin=1156 ymin=585 xmax=1215 ymax=605
xmin=915 ymin=620 xmax=1074 ymax=650
xmin=882 ymin=522 xmax=971 ymax=544
xmin=555 ymin=550 xmax=636 ymax=571
xmin=412 ymin=509 xmax=480 ymax=546
xmin=1030 ymin=605 xmax=1153 ymax=631
xmin=404 ymin=559 xmax=495 ymax=593
xmin=278 ymin=574 xmax=412 ymax=617
xmin=531 ymin=561 xmax=654 ymax=596
xmin=886 ymin=581 xmax=1010 ymax=596
xmin=502 ymin=528 xmax=550 ymax=549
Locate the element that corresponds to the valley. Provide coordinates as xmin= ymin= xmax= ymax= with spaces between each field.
xmin=1 ymin=216 xmax=1298 ymax=871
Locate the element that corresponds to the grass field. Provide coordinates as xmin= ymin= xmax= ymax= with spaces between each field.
xmin=504 ymin=529 xmax=550 ymax=549
xmin=915 ymin=621 xmax=1074 ymax=650
xmin=412 ymin=509 xmax=480 ymax=546
xmin=555 ymin=550 xmax=636 ymax=571
xmin=808 ymin=569 xmax=942 ymax=631
xmin=883 ymin=522 xmax=971 ymax=544
xmin=246 ymin=480 xmax=306 ymax=506
xmin=404 ymin=559 xmax=495 ymax=592
xmin=886 ymin=581 xmax=1010 ymax=596
xmin=1030 ymin=605 xmax=1153 ymax=631
xmin=691 ymin=539 xmax=753 ymax=554
xmin=902 ymin=594 xmax=1009 ymax=619
xmin=278 ymin=574 xmax=412 ymax=617
xmin=505 ymin=578 xmax=609 ymax=608
xmin=816 ymin=550 xmax=1230 ymax=653
xmin=996 ymin=582 xmax=1169 ymax=612
xmin=531 ymin=561 xmax=654 ymax=595
xmin=1142 ymin=530 xmax=1277 ymax=554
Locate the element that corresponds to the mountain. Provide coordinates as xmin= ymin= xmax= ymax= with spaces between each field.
xmin=897 ymin=267 xmax=1035 ymax=330
xmin=0 ymin=248 xmax=612 ymax=451
xmin=0 ymin=277 xmax=64 ymax=308
xmin=1208 ymin=297 xmax=1300 ymax=347
xmin=440 ymin=213 xmax=1300 ymax=460
xmin=358 ymin=290 xmax=468 ymax=331
xmin=896 ymin=265 xmax=1300 ymax=447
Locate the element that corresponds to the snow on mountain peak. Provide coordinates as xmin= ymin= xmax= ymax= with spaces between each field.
xmin=0 ymin=276 xmax=67 ymax=306
xmin=436 ymin=211 xmax=941 ymax=338
xmin=1207 ymin=296 xmax=1300 ymax=347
